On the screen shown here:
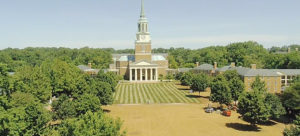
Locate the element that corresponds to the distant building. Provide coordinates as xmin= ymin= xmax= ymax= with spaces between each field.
xmin=181 ymin=62 xmax=300 ymax=93
xmin=108 ymin=0 xmax=168 ymax=82
xmin=77 ymin=63 xmax=99 ymax=76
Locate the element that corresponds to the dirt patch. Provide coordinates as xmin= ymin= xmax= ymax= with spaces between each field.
xmin=104 ymin=104 xmax=286 ymax=136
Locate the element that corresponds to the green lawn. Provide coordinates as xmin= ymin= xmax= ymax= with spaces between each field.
xmin=113 ymin=82 xmax=200 ymax=104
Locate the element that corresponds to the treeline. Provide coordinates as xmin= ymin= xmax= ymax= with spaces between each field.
xmin=0 ymin=41 xmax=299 ymax=72
xmin=0 ymin=59 xmax=125 ymax=136
xmin=0 ymin=47 xmax=112 ymax=72
xmin=114 ymin=41 xmax=300 ymax=69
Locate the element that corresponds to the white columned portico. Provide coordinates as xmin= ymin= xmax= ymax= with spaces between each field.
xmin=150 ymin=68 xmax=153 ymax=81
xmin=145 ymin=68 xmax=148 ymax=81
xmin=129 ymin=68 xmax=132 ymax=81
xmin=135 ymin=68 xmax=137 ymax=81
xmin=155 ymin=68 xmax=158 ymax=81
xmin=140 ymin=68 xmax=143 ymax=81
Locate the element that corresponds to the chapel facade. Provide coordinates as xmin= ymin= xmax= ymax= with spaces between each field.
xmin=109 ymin=0 xmax=169 ymax=82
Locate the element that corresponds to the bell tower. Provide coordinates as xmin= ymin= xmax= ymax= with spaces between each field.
xmin=135 ymin=0 xmax=152 ymax=62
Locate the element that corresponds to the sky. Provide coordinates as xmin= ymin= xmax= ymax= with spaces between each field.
xmin=0 ymin=0 xmax=300 ymax=50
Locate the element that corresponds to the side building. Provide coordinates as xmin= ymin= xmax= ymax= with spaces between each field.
xmin=184 ymin=62 xmax=300 ymax=93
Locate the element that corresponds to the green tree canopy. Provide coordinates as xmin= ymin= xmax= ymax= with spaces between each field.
xmin=190 ymin=73 xmax=210 ymax=96
xmin=229 ymin=77 xmax=245 ymax=102
xmin=13 ymin=65 xmax=52 ymax=103
xmin=237 ymin=90 xmax=271 ymax=126
xmin=180 ymin=72 xmax=194 ymax=86
xmin=0 ymin=93 xmax=51 ymax=136
xmin=282 ymin=82 xmax=300 ymax=116
xmin=74 ymin=93 xmax=101 ymax=116
xmin=58 ymin=111 xmax=125 ymax=136
xmin=210 ymin=75 xmax=232 ymax=106
xmin=41 ymin=59 xmax=81 ymax=97
xmin=283 ymin=115 xmax=300 ymax=136
xmin=52 ymin=94 xmax=76 ymax=120
xmin=265 ymin=93 xmax=286 ymax=119
xmin=96 ymin=71 xmax=118 ymax=92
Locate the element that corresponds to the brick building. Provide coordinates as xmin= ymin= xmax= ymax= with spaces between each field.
xmin=108 ymin=0 xmax=168 ymax=82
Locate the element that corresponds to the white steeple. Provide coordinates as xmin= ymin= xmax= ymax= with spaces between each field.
xmin=136 ymin=0 xmax=151 ymax=43
xmin=140 ymin=0 xmax=145 ymax=18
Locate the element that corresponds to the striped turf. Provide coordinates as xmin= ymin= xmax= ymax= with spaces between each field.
xmin=113 ymin=82 xmax=201 ymax=104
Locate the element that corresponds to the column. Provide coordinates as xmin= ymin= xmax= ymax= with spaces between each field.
xmin=129 ymin=68 xmax=132 ymax=81
xmin=145 ymin=68 xmax=148 ymax=81
xmin=140 ymin=68 xmax=143 ymax=81
xmin=155 ymin=68 xmax=158 ymax=81
xmin=150 ymin=68 xmax=153 ymax=81
xmin=135 ymin=68 xmax=137 ymax=81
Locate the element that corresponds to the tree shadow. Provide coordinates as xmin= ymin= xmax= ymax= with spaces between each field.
xmin=178 ymin=88 xmax=190 ymax=90
xmin=257 ymin=120 xmax=277 ymax=126
xmin=272 ymin=116 xmax=292 ymax=124
xmin=186 ymin=94 xmax=210 ymax=99
xmin=225 ymin=123 xmax=261 ymax=132
xmin=103 ymin=109 xmax=111 ymax=113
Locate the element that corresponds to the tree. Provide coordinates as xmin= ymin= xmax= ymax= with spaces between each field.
xmin=237 ymin=77 xmax=273 ymax=126
xmin=58 ymin=111 xmax=125 ymax=136
xmin=180 ymin=72 xmax=194 ymax=86
xmin=223 ymin=70 xmax=240 ymax=81
xmin=283 ymin=115 xmax=300 ymax=136
xmin=282 ymin=82 xmax=300 ymax=116
xmin=41 ymin=59 xmax=81 ymax=97
xmin=96 ymin=71 xmax=118 ymax=92
xmin=74 ymin=93 xmax=101 ymax=116
xmin=251 ymin=76 xmax=267 ymax=93
xmin=229 ymin=77 xmax=244 ymax=104
xmin=287 ymin=52 xmax=300 ymax=69
xmin=165 ymin=73 xmax=174 ymax=82
xmin=210 ymin=75 xmax=232 ymax=107
xmin=168 ymin=55 xmax=178 ymax=69
xmin=226 ymin=41 xmax=268 ymax=68
xmin=0 ymin=92 xmax=51 ymax=136
xmin=190 ymin=73 xmax=209 ymax=96
xmin=265 ymin=93 xmax=286 ymax=119
xmin=52 ymin=94 xmax=76 ymax=119
xmin=238 ymin=90 xmax=271 ymax=126
xmin=158 ymin=74 xmax=164 ymax=82
xmin=13 ymin=65 xmax=52 ymax=103
xmin=23 ymin=103 xmax=52 ymax=136
xmin=174 ymin=72 xmax=183 ymax=81
xmin=94 ymin=81 xmax=113 ymax=105
xmin=0 ymin=63 xmax=11 ymax=96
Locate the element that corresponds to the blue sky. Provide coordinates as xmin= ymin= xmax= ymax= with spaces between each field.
xmin=0 ymin=0 xmax=300 ymax=49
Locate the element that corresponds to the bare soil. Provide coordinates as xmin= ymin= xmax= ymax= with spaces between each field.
xmin=104 ymin=104 xmax=287 ymax=136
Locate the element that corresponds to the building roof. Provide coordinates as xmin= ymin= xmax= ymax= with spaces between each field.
xmin=243 ymin=69 xmax=280 ymax=77
xmin=118 ymin=55 xmax=135 ymax=61
xmin=178 ymin=68 xmax=192 ymax=73
xmin=112 ymin=53 xmax=167 ymax=62
xmin=152 ymin=54 xmax=166 ymax=61
xmin=195 ymin=64 xmax=213 ymax=71
xmin=77 ymin=65 xmax=99 ymax=73
xmin=271 ymin=69 xmax=300 ymax=76
xmin=217 ymin=66 xmax=231 ymax=72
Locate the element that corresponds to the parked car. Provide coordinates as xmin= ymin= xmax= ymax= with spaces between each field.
xmin=222 ymin=109 xmax=231 ymax=117
xmin=205 ymin=107 xmax=214 ymax=113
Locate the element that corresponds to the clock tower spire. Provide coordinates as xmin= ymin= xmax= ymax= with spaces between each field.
xmin=135 ymin=0 xmax=152 ymax=61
